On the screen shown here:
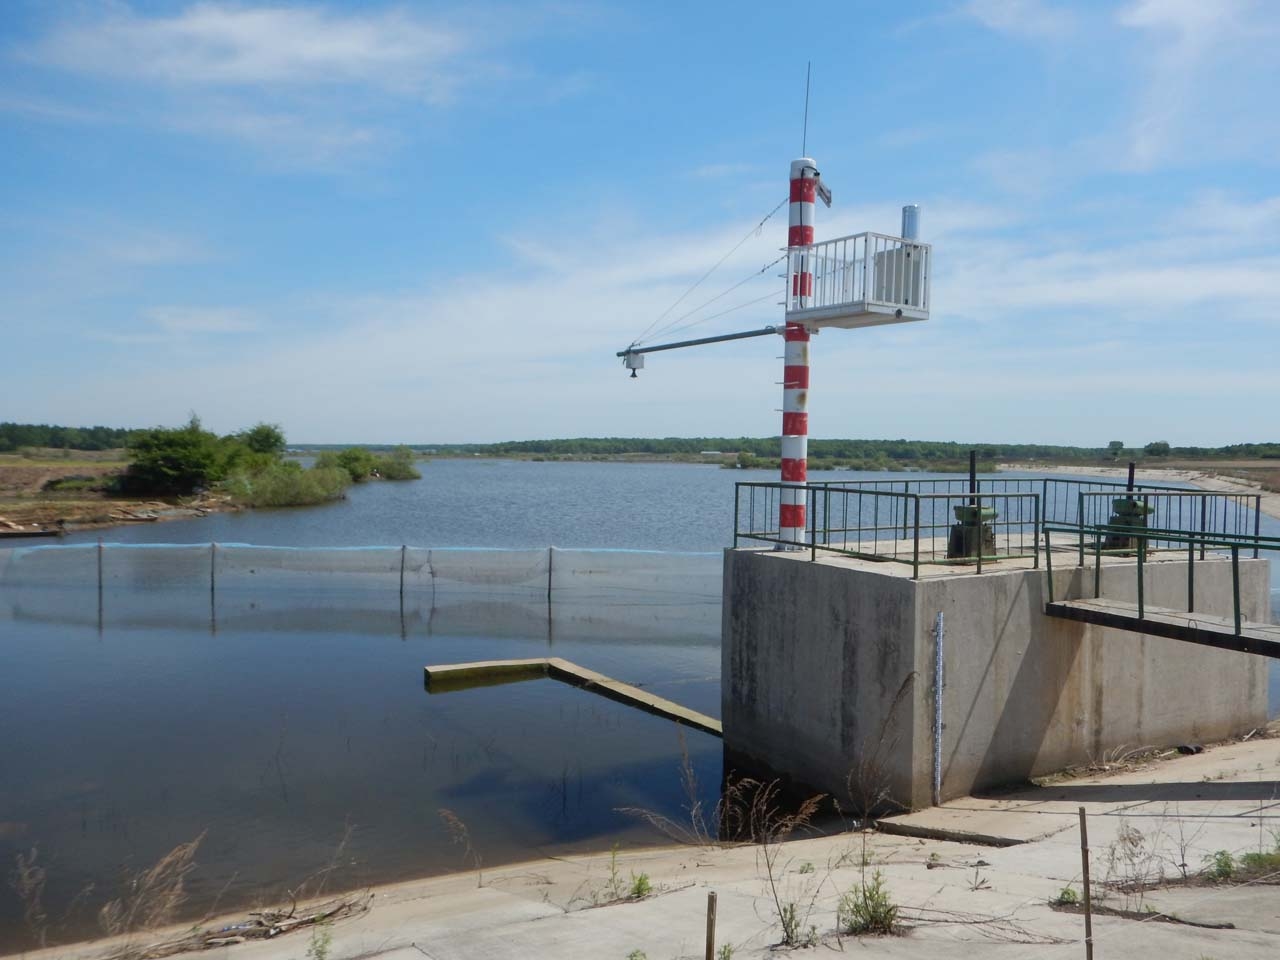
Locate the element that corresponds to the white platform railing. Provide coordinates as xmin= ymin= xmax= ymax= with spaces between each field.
xmin=785 ymin=232 xmax=931 ymax=327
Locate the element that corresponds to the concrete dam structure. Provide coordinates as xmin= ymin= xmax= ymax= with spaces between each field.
xmin=723 ymin=478 xmax=1274 ymax=812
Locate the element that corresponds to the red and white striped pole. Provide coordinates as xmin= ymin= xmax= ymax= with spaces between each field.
xmin=780 ymin=157 xmax=816 ymax=547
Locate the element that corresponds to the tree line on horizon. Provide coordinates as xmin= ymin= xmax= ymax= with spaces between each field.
xmin=432 ymin=437 xmax=1280 ymax=462
xmin=5 ymin=423 xmax=1279 ymax=462
xmin=0 ymin=422 xmax=131 ymax=451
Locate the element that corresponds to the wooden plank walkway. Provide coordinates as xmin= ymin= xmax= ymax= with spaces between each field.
xmin=1045 ymin=597 xmax=1280 ymax=659
xmin=424 ymin=657 xmax=722 ymax=737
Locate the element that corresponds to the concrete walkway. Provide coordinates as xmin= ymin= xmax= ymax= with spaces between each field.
xmin=16 ymin=733 xmax=1280 ymax=960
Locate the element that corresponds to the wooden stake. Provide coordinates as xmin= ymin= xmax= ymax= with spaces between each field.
xmin=705 ymin=891 xmax=717 ymax=960
xmin=1078 ymin=806 xmax=1093 ymax=960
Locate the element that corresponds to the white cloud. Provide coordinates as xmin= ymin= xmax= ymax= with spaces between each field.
xmin=44 ymin=189 xmax=1278 ymax=443
xmin=15 ymin=3 xmax=535 ymax=166
xmin=689 ymin=163 xmax=756 ymax=180
xmin=961 ymin=0 xmax=1078 ymax=39
xmin=146 ymin=306 xmax=258 ymax=334
xmin=1117 ymin=0 xmax=1280 ymax=170
xmin=0 ymin=93 xmax=106 ymax=124
xmin=32 ymin=4 xmax=465 ymax=99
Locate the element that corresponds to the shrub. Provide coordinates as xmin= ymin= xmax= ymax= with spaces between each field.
xmin=837 ymin=870 xmax=898 ymax=935
xmin=235 ymin=423 xmax=286 ymax=456
xmin=316 ymin=446 xmax=422 ymax=482
xmin=376 ymin=445 xmax=422 ymax=480
xmin=316 ymin=447 xmax=379 ymax=482
xmin=1203 ymin=850 xmax=1235 ymax=882
xmin=1051 ymin=885 xmax=1080 ymax=906
xmin=628 ymin=872 xmax=651 ymax=898
xmin=122 ymin=417 xmax=228 ymax=496
xmin=224 ymin=464 xmax=350 ymax=508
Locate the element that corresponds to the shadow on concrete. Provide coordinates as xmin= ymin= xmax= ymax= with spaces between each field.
xmin=967 ymin=569 xmax=1089 ymax=790
xmin=1018 ymin=779 xmax=1280 ymax=804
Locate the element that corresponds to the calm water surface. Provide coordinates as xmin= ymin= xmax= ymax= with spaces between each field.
xmin=2 ymin=460 xmax=1276 ymax=949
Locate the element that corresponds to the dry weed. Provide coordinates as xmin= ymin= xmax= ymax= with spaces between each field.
xmin=10 ymin=846 xmax=49 ymax=948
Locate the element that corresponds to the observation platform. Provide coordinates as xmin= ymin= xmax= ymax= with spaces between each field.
xmin=785 ymin=231 xmax=931 ymax=330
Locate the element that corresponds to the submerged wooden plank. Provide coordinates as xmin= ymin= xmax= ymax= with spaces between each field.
xmin=424 ymin=658 xmax=552 ymax=692
xmin=1045 ymin=598 xmax=1280 ymax=659
xmin=423 ymin=657 xmax=722 ymax=737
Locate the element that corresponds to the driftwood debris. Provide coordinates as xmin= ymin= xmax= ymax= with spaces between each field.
xmin=101 ymin=893 xmax=371 ymax=960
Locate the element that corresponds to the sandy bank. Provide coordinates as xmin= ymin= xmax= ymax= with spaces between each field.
xmin=14 ymin=728 xmax=1280 ymax=960
xmin=1000 ymin=461 xmax=1280 ymax=523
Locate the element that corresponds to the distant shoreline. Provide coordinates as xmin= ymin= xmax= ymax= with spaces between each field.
xmin=998 ymin=461 xmax=1280 ymax=522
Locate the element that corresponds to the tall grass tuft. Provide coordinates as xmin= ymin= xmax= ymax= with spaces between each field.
xmin=98 ymin=832 xmax=205 ymax=940
xmin=10 ymin=847 xmax=49 ymax=948
xmin=223 ymin=464 xmax=351 ymax=508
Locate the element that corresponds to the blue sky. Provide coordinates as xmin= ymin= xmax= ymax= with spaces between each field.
xmin=1 ymin=0 xmax=1277 ymax=445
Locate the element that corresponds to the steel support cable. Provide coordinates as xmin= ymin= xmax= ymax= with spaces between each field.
xmin=643 ymin=254 xmax=786 ymax=344
xmin=632 ymin=197 xmax=787 ymax=347
xmin=648 ymin=288 xmax=781 ymax=342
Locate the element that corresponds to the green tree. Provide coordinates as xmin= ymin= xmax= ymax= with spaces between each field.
xmin=377 ymin=445 xmax=422 ymax=480
xmin=1144 ymin=441 xmax=1171 ymax=456
xmin=235 ymin=423 xmax=287 ymax=456
xmin=315 ymin=447 xmax=380 ymax=482
xmin=123 ymin=416 xmax=227 ymax=495
xmin=1107 ymin=441 xmax=1125 ymax=459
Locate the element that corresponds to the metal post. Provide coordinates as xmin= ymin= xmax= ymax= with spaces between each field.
xmin=1188 ymin=539 xmax=1195 ymax=613
xmin=932 ymin=611 xmax=945 ymax=806
xmin=1136 ymin=532 xmax=1145 ymax=620
xmin=1079 ymin=807 xmax=1094 ymax=960
xmin=399 ymin=544 xmax=407 ymax=631
xmin=1033 ymin=494 xmax=1041 ymax=569
xmin=912 ymin=496 xmax=921 ymax=579
xmin=1094 ymin=534 xmax=1101 ymax=599
xmin=1254 ymin=496 xmax=1262 ymax=559
xmin=1045 ymin=526 xmax=1055 ymax=603
xmin=1232 ymin=545 xmax=1241 ymax=635
xmin=810 ymin=487 xmax=817 ymax=562
xmin=1078 ymin=492 xmax=1086 ymax=568
xmin=1199 ymin=497 xmax=1207 ymax=561
xmin=976 ymin=493 xmax=983 ymax=574
xmin=733 ymin=483 xmax=741 ymax=548
xmin=902 ymin=481 xmax=909 ymax=538
xmin=779 ymin=156 xmax=817 ymax=549
xmin=547 ymin=546 xmax=555 ymax=647
xmin=209 ymin=542 xmax=217 ymax=634
xmin=96 ymin=537 xmax=104 ymax=633
xmin=705 ymin=891 xmax=718 ymax=960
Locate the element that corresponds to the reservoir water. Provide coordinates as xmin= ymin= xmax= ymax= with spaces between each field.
xmin=2 ymin=460 xmax=1276 ymax=950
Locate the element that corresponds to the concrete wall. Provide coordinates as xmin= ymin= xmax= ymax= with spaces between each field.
xmin=722 ymin=549 xmax=1270 ymax=811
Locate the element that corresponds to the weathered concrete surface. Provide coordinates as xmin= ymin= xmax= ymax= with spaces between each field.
xmin=722 ymin=549 xmax=923 ymax=807
xmin=15 ymin=735 xmax=1279 ymax=960
xmin=723 ymin=547 xmax=1269 ymax=808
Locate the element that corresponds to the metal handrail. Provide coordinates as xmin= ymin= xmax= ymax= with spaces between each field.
xmin=1069 ymin=489 xmax=1263 ymax=567
xmin=734 ymin=482 xmax=1041 ymax=578
xmin=733 ymin=478 xmax=1266 ymax=586
xmin=785 ymin=231 xmax=931 ymax=318
xmin=1042 ymin=520 xmax=1279 ymax=636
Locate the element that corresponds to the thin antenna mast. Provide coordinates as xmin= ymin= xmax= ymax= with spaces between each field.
xmin=801 ymin=62 xmax=811 ymax=155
